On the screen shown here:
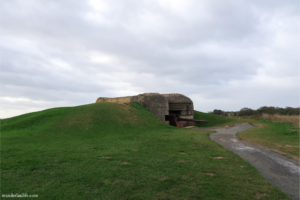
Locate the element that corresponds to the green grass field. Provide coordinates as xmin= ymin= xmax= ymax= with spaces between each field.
xmin=1 ymin=103 xmax=290 ymax=199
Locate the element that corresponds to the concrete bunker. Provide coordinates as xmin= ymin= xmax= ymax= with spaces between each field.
xmin=96 ymin=93 xmax=195 ymax=127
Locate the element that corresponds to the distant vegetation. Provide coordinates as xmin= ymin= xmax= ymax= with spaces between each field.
xmin=209 ymin=106 xmax=299 ymax=116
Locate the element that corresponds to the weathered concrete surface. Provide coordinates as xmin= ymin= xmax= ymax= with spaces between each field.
xmin=138 ymin=93 xmax=169 ymax=123
xmin=195 ymin=124 xmax=300 ymax=200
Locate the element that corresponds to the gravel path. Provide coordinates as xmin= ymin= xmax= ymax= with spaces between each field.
xmin=195 ymin=123 xmax=300 ymax=200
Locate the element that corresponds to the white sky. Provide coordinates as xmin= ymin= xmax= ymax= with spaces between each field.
xmin=1 ymin=0 xmax=299 ymax=118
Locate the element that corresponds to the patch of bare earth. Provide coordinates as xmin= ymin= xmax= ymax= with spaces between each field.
xmin=52 ymin=162 xmax=67 ymax=165
xmin=121 ymin=162 xmax=131 ymax=165
xmin=183 ymin=126 xmax=195 ymax=129
xmin=278 ymin=145 xmax=300 ymax=148
xmin=178 ymin=159 xmax=186 ymax=163
xmin=204 ymin=172 xmax=215 ymax=176
xmin=255 ymin=192 xmax=265 ymax=199
xmin=210 ymin=156 xmax=225 ymax=159
xmin=104 ymin=179 xmax=109 ymax=183
xmin=99 ymin=156 xmax=112 ymax=158
xmin=104 ymin=179 xmax=120 ymax=184
xmin=180 ymin=151 xmax=186 ymax=154
xmin=159 ymin=177 xmax=169 ymax=181
xmin=122 ymin=104 xmax=131 ymax=110
xmin=155 ymin=192 xmax=169 ymax=198
xmin=253 ymin=123 xmax=265 ymax=128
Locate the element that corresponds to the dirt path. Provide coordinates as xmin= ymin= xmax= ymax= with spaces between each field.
xmin=195 ymin=124 xmax=300 ymax=200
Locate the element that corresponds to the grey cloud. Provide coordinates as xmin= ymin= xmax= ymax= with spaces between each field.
xmin=1 ymin=0 xmax=298 ymax=117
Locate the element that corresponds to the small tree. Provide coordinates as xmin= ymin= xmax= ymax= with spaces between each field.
xmin=212 ymin=109 xmax=224 ymax=116
xmin=239 ymin=107 xmax=254 ymax=116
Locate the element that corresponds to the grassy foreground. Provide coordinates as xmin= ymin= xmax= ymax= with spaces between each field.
xmin=1 ymin=103 xmax=290 ymax=199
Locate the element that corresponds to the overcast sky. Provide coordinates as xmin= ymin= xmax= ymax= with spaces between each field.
xmin=1 ymin=0 xmax=299 ymax=118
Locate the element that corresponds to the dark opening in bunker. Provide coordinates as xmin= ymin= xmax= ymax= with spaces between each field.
xmin=169 ymin=110 xmax=181 ymax=115
xmin=165 ymin=110 xmax=182 ymax=125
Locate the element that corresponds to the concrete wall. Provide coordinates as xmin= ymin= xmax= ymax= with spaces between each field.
xmin=96 ymin=93 xmax=169 ymax=124
xmin=95 ymin=93 xmax=195 ymax=126
xmin=96 ymin=96 xmax=137 ymax=104
xmin=137 ymin=93 xmax=169 ymax=123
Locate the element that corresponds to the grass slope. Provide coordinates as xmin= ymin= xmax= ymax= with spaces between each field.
xmin=1 ymin=103 xmax=290 ymax=199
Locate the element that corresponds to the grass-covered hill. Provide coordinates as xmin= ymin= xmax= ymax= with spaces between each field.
xmin=1 ymin=103 xmax=289 ymax=199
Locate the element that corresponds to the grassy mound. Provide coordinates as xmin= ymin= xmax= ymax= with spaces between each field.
xmin=1 ymin=103 xmax=289 ymax=199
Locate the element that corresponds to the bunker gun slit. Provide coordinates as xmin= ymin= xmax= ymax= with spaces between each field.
xmin=165 ymin=113 xmax=209 ymax=128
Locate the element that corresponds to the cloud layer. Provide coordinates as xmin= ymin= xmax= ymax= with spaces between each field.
xmin=1 ymin=0 xmax=299 ymax=118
